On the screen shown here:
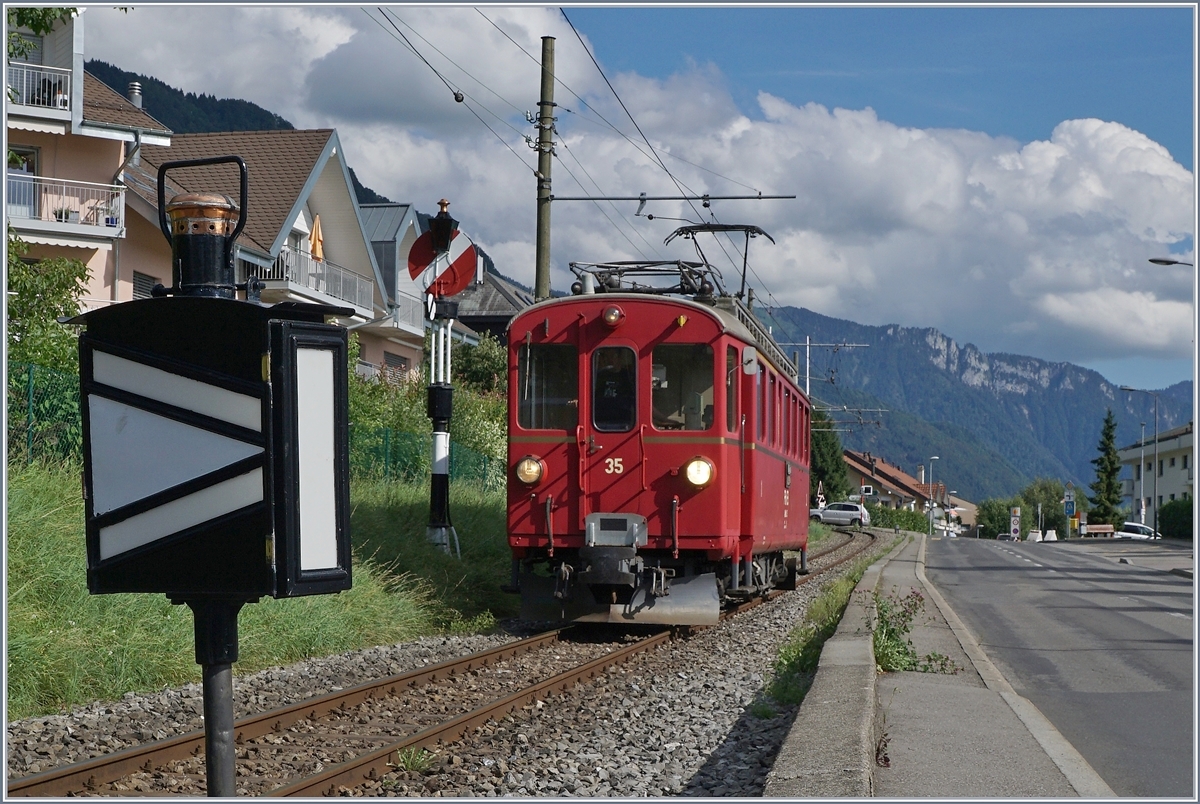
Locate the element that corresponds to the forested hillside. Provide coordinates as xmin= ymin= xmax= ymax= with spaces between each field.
xmin=766 ymin=306 xmax=1193 ymax=492
xmin=86 ymin=60 xmax=394 ymax=205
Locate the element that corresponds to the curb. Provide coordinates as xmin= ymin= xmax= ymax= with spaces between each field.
xmin=763 ymin=531 xmax=906 ymax=798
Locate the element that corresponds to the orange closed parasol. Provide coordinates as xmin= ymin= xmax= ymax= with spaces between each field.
xmin=308 ymin=214 xmax=324 ymax=261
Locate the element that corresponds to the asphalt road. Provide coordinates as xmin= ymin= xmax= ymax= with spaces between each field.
xmin=925 ymin=538 xmax=1194 ymax=798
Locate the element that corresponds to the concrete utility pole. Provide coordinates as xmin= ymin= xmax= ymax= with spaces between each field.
xmin=533 ymin=36 xmax=555 ymax=301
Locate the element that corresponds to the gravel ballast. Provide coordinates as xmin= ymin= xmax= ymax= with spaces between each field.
xmin=7 ymin=532 xmax=894 ymax=796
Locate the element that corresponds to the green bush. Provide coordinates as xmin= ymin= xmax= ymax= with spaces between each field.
xmin=1159 ymin=498 xmax=1193 ymax=540
xmin=865 ymin=503 xmax=929 ymax=533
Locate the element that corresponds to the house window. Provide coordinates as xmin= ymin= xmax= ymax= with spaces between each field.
xmin=1169 ymin=457 xmax=1176 ymax=467
xmin=1170 ymin=494 xmax=1176 ymax=501
xmin=1184 ymin=455 xmax=1190 ymax=470
xmin=383 ymin=351 xmax=409 ymax=381
xmin=1159 ymin=460 xmax=1164 ymax=477
xmin=1135 ymin=465 xmax=1142 ymax=481
xmin=132 ymin=271 xmax=157 ymax=300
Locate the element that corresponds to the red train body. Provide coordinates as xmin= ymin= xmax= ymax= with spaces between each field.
xmin=505 ymin=252 xmax=811 ymax=624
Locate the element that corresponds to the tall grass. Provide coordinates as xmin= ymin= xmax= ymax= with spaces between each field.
xmin=5 ymin=461 xmax=501 ymax=720
xmin=350 ymin=477 xmax=516 ymax=624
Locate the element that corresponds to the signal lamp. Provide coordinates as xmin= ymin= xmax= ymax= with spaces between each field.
xmin=683 ymin=457 xmax=715 ymax=488
xmin=515 ymin=455 xmax=545 ymax=485
xmin=602 ymin=305 xmax=625 ymax=326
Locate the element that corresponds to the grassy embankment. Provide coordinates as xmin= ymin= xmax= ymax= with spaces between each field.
xmin=6 ymin=460 xmax=513 ymax=721
xmin=9 ymin=454 xmax=833 ymax=720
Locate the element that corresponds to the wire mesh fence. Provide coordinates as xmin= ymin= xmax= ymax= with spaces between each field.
xmin=7 ymin=363 xmax=83 ymax=465
xmin=7 ymin=362 xmax=505 ymax=490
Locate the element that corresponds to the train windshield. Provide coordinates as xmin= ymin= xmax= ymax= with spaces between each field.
xmin=517 ymin=344 xmax=578 ymax=430
xmin=652 ymin=344 xmax=715 ymax=431
xmin=592 ymin=346 xmax=637 ymax=432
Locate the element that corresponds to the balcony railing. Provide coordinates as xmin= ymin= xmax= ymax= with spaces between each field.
xmin=262 ymin=246 xmax=374 ymax=312
xmin=6 ymin=175 xmax=124 ymax=231
xmin=7 ymin=63 xmax=71 ymax=111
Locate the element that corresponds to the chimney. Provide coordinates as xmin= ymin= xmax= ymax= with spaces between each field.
xmin=127 ymin=81 xmax=142 ymax=108
xmin=918 ymin=465 xmax=925 ymax=484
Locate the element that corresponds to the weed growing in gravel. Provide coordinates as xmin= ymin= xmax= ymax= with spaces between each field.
xmin=391 ymin=747 xmax=434 ymax=773
xmin=873 ymin=588 xmax=961 ymax=674
xmin=766 ymin=550 xmax=882 ymax=706
xmin=748 ymin=699 xmax=777 ymax=719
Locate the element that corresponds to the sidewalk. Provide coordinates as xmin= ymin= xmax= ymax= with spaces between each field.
xmin=764 ymin=531 xmax=1117 ymax=798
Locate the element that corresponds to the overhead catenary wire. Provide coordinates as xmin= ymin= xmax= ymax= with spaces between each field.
xmin=364 ymin=9 xmax=535 ymax=171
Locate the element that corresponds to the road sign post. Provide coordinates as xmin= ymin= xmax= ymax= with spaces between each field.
xmin=74 ymin=157 xmax=352 ymax=796
xmin=1010 ymin=506 xmax=1021 ymax=540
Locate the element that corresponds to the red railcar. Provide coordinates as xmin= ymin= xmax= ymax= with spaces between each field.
xmin=505 ymin=231 xmax=811 ymax=625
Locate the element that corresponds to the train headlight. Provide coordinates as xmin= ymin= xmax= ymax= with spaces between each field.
xmin=683 ymin=457 xmax=715 ymax=488
xmin=515 ymin=456 xmax=545 ymax=485
xmin=602 ymin=305 xmax=625 ymax=326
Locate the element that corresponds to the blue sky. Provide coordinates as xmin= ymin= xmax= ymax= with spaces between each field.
xmin=567 ymin=6 xmax=1195 ymax=175
xmin=87 ymin=5 xmax=1196 ymax=390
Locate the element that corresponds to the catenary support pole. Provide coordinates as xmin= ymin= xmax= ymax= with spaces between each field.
xmin=534 ymin=36 xmax=555 ymax=301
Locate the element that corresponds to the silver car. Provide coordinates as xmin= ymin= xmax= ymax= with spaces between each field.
xmin=810 ymin=501 xmax=871 ymax=527
xmin=1117 ymin=522 xmax=1161 ymax=540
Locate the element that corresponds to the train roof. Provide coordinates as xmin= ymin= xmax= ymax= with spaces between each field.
xmin=510 ymin=291 xmax=799 ymax=383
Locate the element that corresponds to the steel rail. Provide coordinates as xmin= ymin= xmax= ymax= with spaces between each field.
xmin=6 ymin=629 xmax=568 ymax=797
xmin=9 ymin=529 xmax=880 ymax=797
xmin=268 ymin=630 xmax=673 ymax=797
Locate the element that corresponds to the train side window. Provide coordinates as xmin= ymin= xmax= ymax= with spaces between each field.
xmin=652 ymin=344 xmax=714 ymax=431
xmin=784 ymin=389 xmax=792 ymax=455
xmin=756 ymin=364 xmax=766 ymax=439
xmin=593 ymin=346 xmax=637 ymax=432
xmin=725 ymin=346 xmax=738 ymax=432
xmin=517 ymin=344 xmax=578 ymax=430
xmin=768 ymin=373 xmax=777 ymax=445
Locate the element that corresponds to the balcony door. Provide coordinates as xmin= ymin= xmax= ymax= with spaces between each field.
xmin=7 ymin=147 xmax=38 ymax=220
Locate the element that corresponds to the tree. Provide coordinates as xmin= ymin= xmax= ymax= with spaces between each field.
xmin=7 ymin=8 xmax=76 ymax=62
xmin=810 ymin=408 xmax=849 ymax=503
xmin=6 ymin=230 xmax=88 ymax=372
xmin=1020 ymin=477 xmax=1069 ymax=537
xmin=452 ymin=332 xmax=507 ymax=395
xmin=1088 ymin=409 xmax=1125 ymax=528
xmin=976 ymin=495 xmax=1034 ymax=539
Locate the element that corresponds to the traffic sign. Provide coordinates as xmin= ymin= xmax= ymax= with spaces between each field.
xmin=407 ymin=229 xmax=477 ymax=298
xmin=1010 ymin=506 xmax=1021 ymax=538
xmin=1064 ymin=487 xmax=1075 ymax=503
xmin=1065 ymin=500 xmax=1076 ymax=518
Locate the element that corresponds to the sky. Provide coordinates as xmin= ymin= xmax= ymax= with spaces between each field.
xmin=82 ymin=4 xmax=1197 ymax=391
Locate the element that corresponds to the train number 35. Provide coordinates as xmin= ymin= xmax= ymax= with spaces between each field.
xmin=604 ymin=457 xmax=624 ymax=474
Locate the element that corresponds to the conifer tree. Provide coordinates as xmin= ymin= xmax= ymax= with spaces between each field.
xmin=1088 ymin=409 xmax=1125 ymax=527
xmin=810 ymin=408 xmax=850 ymax=503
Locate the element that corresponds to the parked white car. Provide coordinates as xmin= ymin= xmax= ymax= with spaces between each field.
xmin=1116 ymin=522 xmax=1161 ymax=540
xmin=810 ymin=501 xmax=871 ymax=527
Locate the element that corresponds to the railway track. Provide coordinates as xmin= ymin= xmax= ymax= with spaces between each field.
xmin=9 ymin=529 xmax=876 ymax=797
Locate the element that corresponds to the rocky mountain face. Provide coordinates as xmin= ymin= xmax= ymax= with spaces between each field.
xmin=767 ymin=306 xmax=1193 ymax=498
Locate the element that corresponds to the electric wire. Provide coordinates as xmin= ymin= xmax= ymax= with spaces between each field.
xmin=477 ymin=9 xmax=760 ymax=193
xmin=364 ymin=9 xmax=534 ymax=171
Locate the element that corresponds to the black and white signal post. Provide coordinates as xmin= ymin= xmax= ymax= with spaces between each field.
xmin=406 ymin=200 xmax=477 ymax=555
xmin=74 ymin=156 xmax=352 ymax=796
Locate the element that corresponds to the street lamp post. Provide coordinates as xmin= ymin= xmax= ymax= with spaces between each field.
xmin=1148 ymin=258 xmax=1194 ymax=266
xmin=927 ymin=455 xmax=939 ymax=537
xmin=1139 ymin=422 xmax=1146 ymax=524
xmin=1121 ymin=387 xmax=1158 ymax=536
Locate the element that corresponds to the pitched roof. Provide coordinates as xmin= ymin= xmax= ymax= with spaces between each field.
xmin=360 ymin=203 xmax=416 ymax=243
xmin=1120 ymin=420 xmax=1193 ymax=451
xmin=82 ymin=72 xmax=171 ymax=134
xmin=455 ymin=268 xmax=535 ymax=317
xmin=843 ymin=449 xmax=929 ymax=502
xmin=125 ymin=129 xmax=335 ymax=255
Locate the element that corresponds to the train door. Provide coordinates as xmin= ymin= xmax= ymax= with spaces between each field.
xmin=513 ymin=340 xmax=581 ymax=543
xmin=581 ymin=344 xmax=645 ymax=528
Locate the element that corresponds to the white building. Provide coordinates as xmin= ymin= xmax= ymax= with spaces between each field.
xmin=1119 ymin=421 xmax=1193 ymax=521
